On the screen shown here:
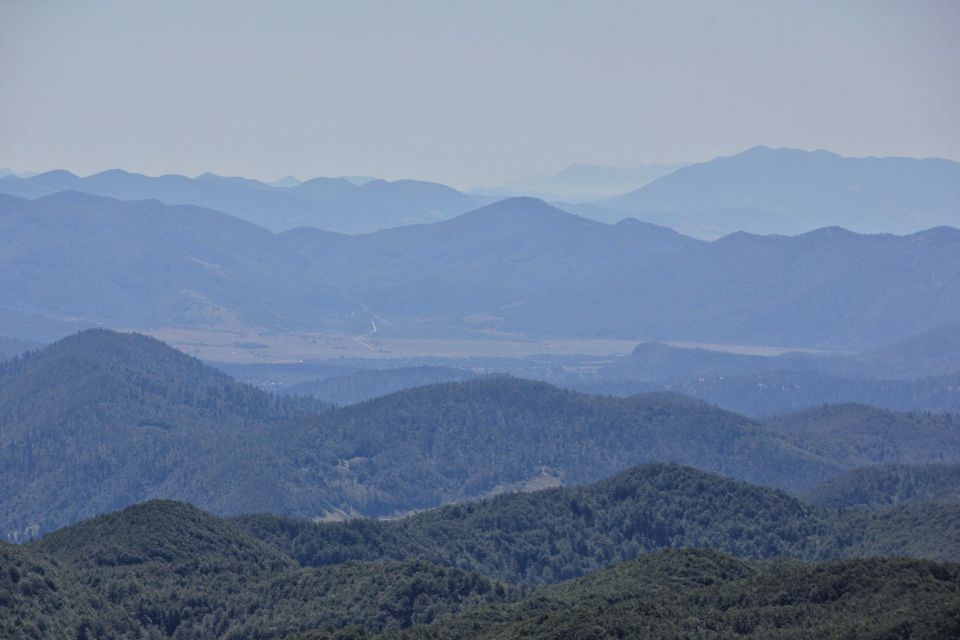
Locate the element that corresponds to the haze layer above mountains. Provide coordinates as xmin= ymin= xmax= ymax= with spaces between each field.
xmin=3 ymin=147 xmax=958 ymax=237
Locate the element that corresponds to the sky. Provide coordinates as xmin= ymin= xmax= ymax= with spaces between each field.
xmin=1 ymin=0 xmax=958 ymax=188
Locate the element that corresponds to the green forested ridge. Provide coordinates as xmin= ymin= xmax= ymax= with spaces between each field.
xmin=31 ymin=500 xmax=296 ymax=570
xmin=763 ymin=404 xmax=960 ymax=468
xmin=236 ymin=464 xmax=833 ymax=584
xmin=309 ymin=551 xmax=960 ymax=640
xmin=280 ymin=379 xmax=842 ymax=516
xmin=4 ymin=468 xmax=960 ymax=639
xmin=0 ymin=541 xmax=135 ymax=639
xmin=3 ymin=501 xmax=515 ymax=639
xmin=805 ymin=463 xmax=960 ymax=508
xmin=831 ymin=503 xmax=960 ymax=564
xmin=5 ymin=328 xmax=960 ymax=543
xmin=235 ymin=463 xmax=960 ymax=585
xmin=0 ymin=329 xmax=325 ymax=541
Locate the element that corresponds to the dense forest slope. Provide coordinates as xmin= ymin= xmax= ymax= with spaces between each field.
xmin=283 ymin=378 xmax=840 ymax=514
xmin=0 ymin=330 xmax=324 ymax=540
xmin=805 ymin=463 xmax=960 ymax=508
xmin=5 ymin=329 xmax=960 ymax=541
xmin=332 ymin=551 xmax=960 ymax=640
xmin=762 ymin=404 xmax=960 ymax=468
xmin=4 ymin=488 xmax=958 ymax=640
xmin=2 ymin=501 xmax=510 ymax=639
xmin=834 ymin=503 xmax=960 ymax=564
xmin=237 ymin=463 xmax=960 ymax=584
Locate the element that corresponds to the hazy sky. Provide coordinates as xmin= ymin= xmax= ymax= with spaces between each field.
xmin=1 ymin=0 xmax=958 ymax=187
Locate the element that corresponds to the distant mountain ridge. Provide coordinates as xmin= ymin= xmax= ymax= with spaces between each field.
xmin=2 ymin=192 xmax=958 ymax=349
xmin=591 ymin=146 xmax=960 ymax=237
xmin=479 ymin=162 xmax=684 ymax=200
xmin=0 ymin=168 xmax=482 ymax=233
xmin=7 ymin=146 xmax=957 ymax=237
xmin=285 ymin=366 xmax=479 ymax=405
xmin=570 ymin=324 xmax=960 ymax=414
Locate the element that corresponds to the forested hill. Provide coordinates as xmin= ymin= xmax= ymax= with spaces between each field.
xmin=5 ymin=501 xmax=512 ymax=639
xmin=341 ymin=551 xmax=960 ymax=640
xmin=762 ymin=404 xmax=960 ymax=468
xmin=5 ymin=329 xmax=960 ymax=542
xmin=0 ymin=328 xmax=314 ymax=417
xmin=0 ymin=329 xmax=324 ymax=541
xmin=5 ymin=474 xmax=958 ymax=639
xmin=285 ymin=377 xmax=844 ymax=512
xmin=236 ymin=463 xmax=960 ymax=584
xmin=235 ymin=463 xmax=832 ymax=584
xmin=804 ymin=463 xmax=960 ymax=508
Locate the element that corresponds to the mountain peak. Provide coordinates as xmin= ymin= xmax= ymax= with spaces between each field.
xmin=33 ymin=189 xmax=123 ymax=207
xmin=32 ymin=499 xmax=295 ymax=571
xmin=270 ymin=175 xmax=301 ymax=187
xmin=31 ymin=169 xmax=79 ymax=181
xmin=90 ymin=168 xmax=135 ymax=179
xmin=22 ymin=329 xmax=238 ymax=391
xmin=442 ymin=196 xmax=600 ymax=230
xmin=734 ymin=145 xmax=840 ymax=160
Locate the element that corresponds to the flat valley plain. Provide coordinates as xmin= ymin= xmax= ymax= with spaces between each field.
xmin=147 ymin=326 xmax=830 ymax=364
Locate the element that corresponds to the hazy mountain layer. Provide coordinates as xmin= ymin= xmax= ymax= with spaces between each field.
xmin=0 ymin=169 xmax=481 ymax=233
xmin=285 ymin=366 xmax=479 ymax=405
xmin=597 ymin=146 xmax=960 ymax=237
xmin=3 ymin=193 xmax=958 ymax=349
xmin=487 ymin=162 xmax=683 ymax=200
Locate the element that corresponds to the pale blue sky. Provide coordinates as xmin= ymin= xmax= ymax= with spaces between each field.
xmin=1 ymin=0 xmax=958 ymax=187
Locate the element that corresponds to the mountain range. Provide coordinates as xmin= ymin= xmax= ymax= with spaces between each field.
xmin=6 ymin=147 xmax=958 ymax=240
xmin=4 ymin=329 xmax=960 ymax=540
xmin=2 ymin=192 xmax=958 ymax=350
xmin=549 ymin=327 xmax=960 ymax=414
xmin=603 ymin=322 xmax=960 ymax=381
xmin=581 ymin=146 xmax=960 ymax=237
xmin=0 ymin=169 xmax=481 ymax=233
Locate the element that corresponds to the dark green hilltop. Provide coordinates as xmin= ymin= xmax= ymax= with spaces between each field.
xmin=3 ymin=463 xmax=959 ymax=639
